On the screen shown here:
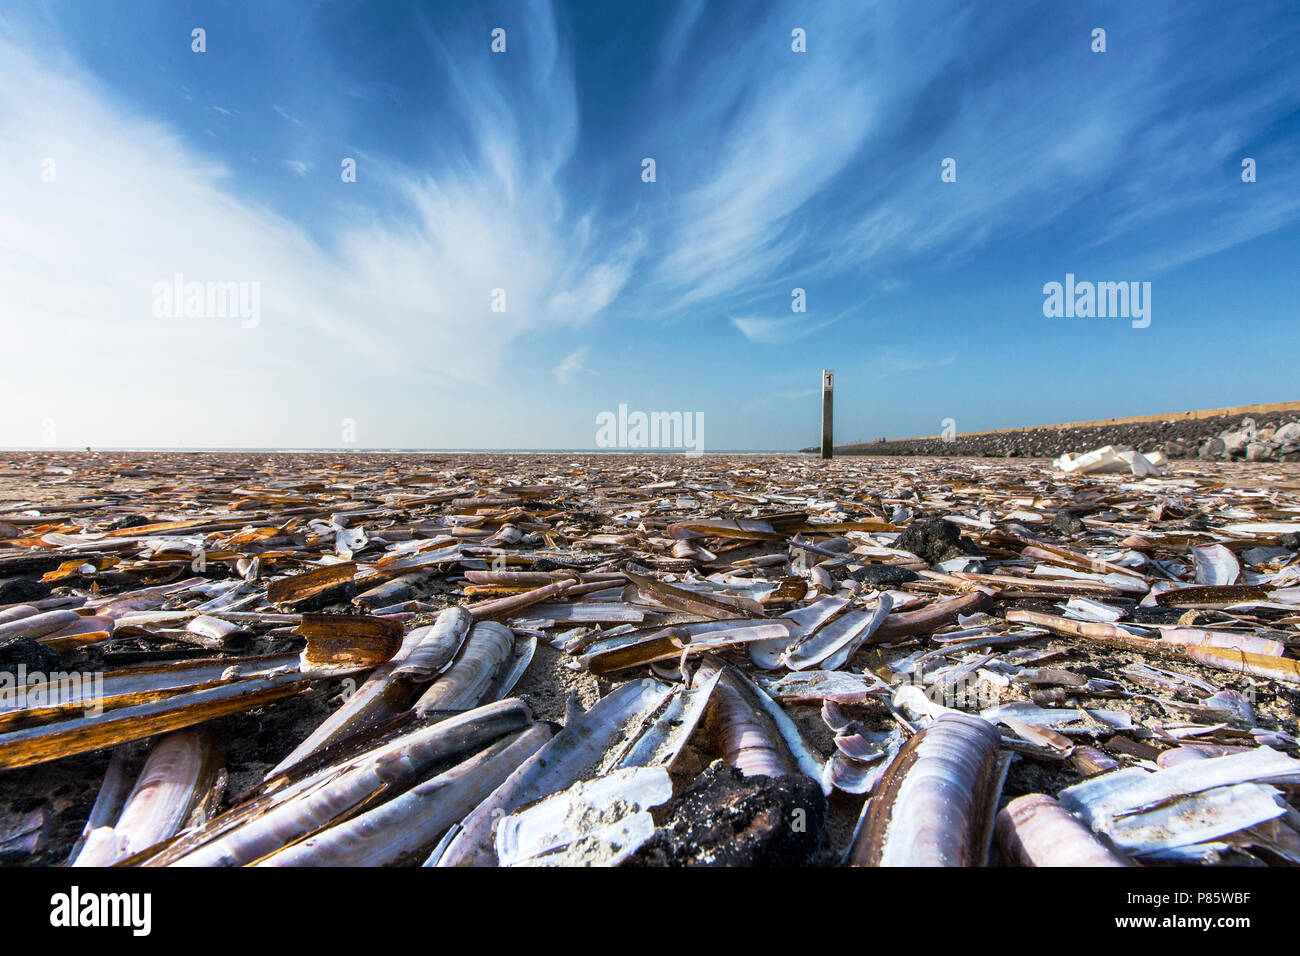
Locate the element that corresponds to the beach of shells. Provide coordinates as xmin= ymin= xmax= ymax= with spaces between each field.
xmin=2 ymin=451 xmax=1299 ymax=867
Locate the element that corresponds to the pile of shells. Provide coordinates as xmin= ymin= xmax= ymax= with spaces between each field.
xmin=1 ymin=450 xmax=1299 ymax=867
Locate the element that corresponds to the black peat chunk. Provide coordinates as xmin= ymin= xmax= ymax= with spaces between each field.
xmin=630 ymin=764 xmax=826 ymax=866
xmin=0 ymin=577 xmax=53 ymax=604
xmin=892 ymin=516 xmax=983 ymax=565
xmin=0 ymin=636 xmax=63 ymax=673
xmin=846 ymin=565 xmax=918 ymax=586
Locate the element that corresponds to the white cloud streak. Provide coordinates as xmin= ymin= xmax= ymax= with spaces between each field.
xmin=730 ymin=313 xmax=840 ymax=345
xmin=1 ymin=0 xmax=1296 ymax=448
xmin=637 ymin=0 xmax=1300 ymax=313
xmin=553 ymin=346 xmax=595 ymax=384
xmin=0 ymin=2 xmax=637 ymax=447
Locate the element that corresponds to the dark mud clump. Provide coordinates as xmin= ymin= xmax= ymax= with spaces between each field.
xmin=102 ymin=514 xmax=154 ymax=531
xmin=846 ymin=565 xmax=917 ymax=586
xmin=0 ymin=577 xmax=52 ymax=604
xmin=1130 ymin=606 xmax=1188 ymax=625
xmin=630 ymin=764 xmax=826 ymax=866
xmin=0 ymin=636 xmax=63 ymax=673
xmin=209 ymin=679 xmax=354 ymax=797
xmin=0 ymin=749 xmax=114 ymax=867
xmin=893 ymin=517 xmax=983 ymax=565
xmin=1049 ymin=509 xmax=1086 ymax=537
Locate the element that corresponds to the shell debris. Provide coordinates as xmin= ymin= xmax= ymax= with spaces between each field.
xmin=0 ymin=450 xmax=1298 ymax=867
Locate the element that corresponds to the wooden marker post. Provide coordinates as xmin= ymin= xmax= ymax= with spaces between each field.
xmin=821 ymin=369 xmax=834 ymax=459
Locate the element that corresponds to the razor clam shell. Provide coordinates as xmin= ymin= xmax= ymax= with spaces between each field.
xmin=624 ymin=569 xmax=756 ymax=619
xmin=414 ymin=620 xmax=515 ymax=715
xmin=818 ymin=593 xmax=895 ymax=670
xmin=610 ymin=669 xmax=720 ymax=771
xmin=171 ymin=699 xmax=532 ymax=866
xmin=698 ymin=659 xmax=826 ymax=791
xmin=781 ymin=596 xmax=883 ymax=670
xmin=763 ymin=669 xmax=887 ymax=705
xmin=1104 ymin=784 xmax=1285 ymax=855
xmin=821 ymin=699 xmax=854 ymax=733
xmin=835 ymin=731 xmax=890 ymax=761
xmin=1060 ymin=597 xmax=1125 ymax=623
xmin=995 ymin=793 xmax=1128 ymax=867
xmin=465 ymin=578 xmax=575 ymax=622
xmin=749 ymin=595 xmax=850 ymax=670
xmin=1157 ymin=626 xmax=1284 ymax=657
xmin=264 ymin=623 xmax=439 ymax=777
xmin=389 ymin=606 xmax=473 ymax=681
xmin=2 ymin=653 xmax=301 ymax=716
xmin=351 ymin=572 xmax=421 ymax=609
xmin=294 ymin=612 xmax=403 ymax=677
xmin=483 ymin=632 xmax=536 ymax=701
xmin=711 ymin=680 xmax=795 ymax=780
xmin=510 ymin=814 xmax=656 ymax=867
xmin=825 ymin=738 xmax=904 ymax=796
xmin=147 ymin=714 xmax=444 ymax=864
xmin=68 ymin=745 xmax=136 ymax=864
xmin=893 ymin=683 xmax=962 ymax=723
xmin=520 ymin=602 xmax=647 ymax=624
xmin=825 ymin=754 xmax=875 ymax=795
xmin=186 ymin=614 xmax=247 ymax=645
xmin=1199 ymin=689 xmax=1257 ymax=725
xmin=257 ymin=724 xmax=551 ymax=866
xmin=582 ymin=620 xmax=788 ymax=675
xmin=0 ymin=609 xmax=81 ymax=640
xmin=868 ymin=590 xmax=995 ymax=643
xmin=0 ymin=673 xmax=307 ymax=771
xmin=495 ymin=766 xmax=672 ymax=867
xmin=981 ymin=701 xmax=1129 ymax=730
xmin=579 ymin=626 xmax=678 ymax=658
xmin=1057 ymin=747 xmax=1300 ymax=850
xmin=73 ymin=730 xmax=224 ymax=866
xmin=0 ymin=605 xmax=40 ymax=626
xmin=1069 ymin=745 xmax=1120 ymax=778
xmin=685 ymin=622 xmax=792 ymax=652
xmin=435 ymin=678 xmax=673 ymax=867
xmin=851 ymin=711 xmax=1004 ymax=866
xmin=1183 ymin=645 xmax=1300 ymax=684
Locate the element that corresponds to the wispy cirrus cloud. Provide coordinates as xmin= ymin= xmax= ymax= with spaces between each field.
xmin=553 ymin=345 xmax=595 ymax=384
xmin=1 ymin=0 xmax=1296 ymax=450
xmin=0 ymin=1 xmax=637 ymax=446
xmin=272 ymin=105 xmax=304 ymax=126
xmin=643 ymin=4 xmax=878 ymax=311
xmin=730 ymin=313 xmax=841 ymax=345
xmin=634 ymin=0 xmax=1300 ymax=314
xmin=868 ymin=351 xmax=957 ymax=376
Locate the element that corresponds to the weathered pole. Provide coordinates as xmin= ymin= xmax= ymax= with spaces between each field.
xmin=821 ymin=369 xmax=834 ymax=459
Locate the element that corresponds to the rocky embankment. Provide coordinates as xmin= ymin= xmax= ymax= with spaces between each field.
xmin=817 ymin=413 xmax=1300 ymax=462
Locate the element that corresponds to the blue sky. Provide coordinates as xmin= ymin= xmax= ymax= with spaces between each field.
xmin=1 ymin=0 xmax=1297 ymax=450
